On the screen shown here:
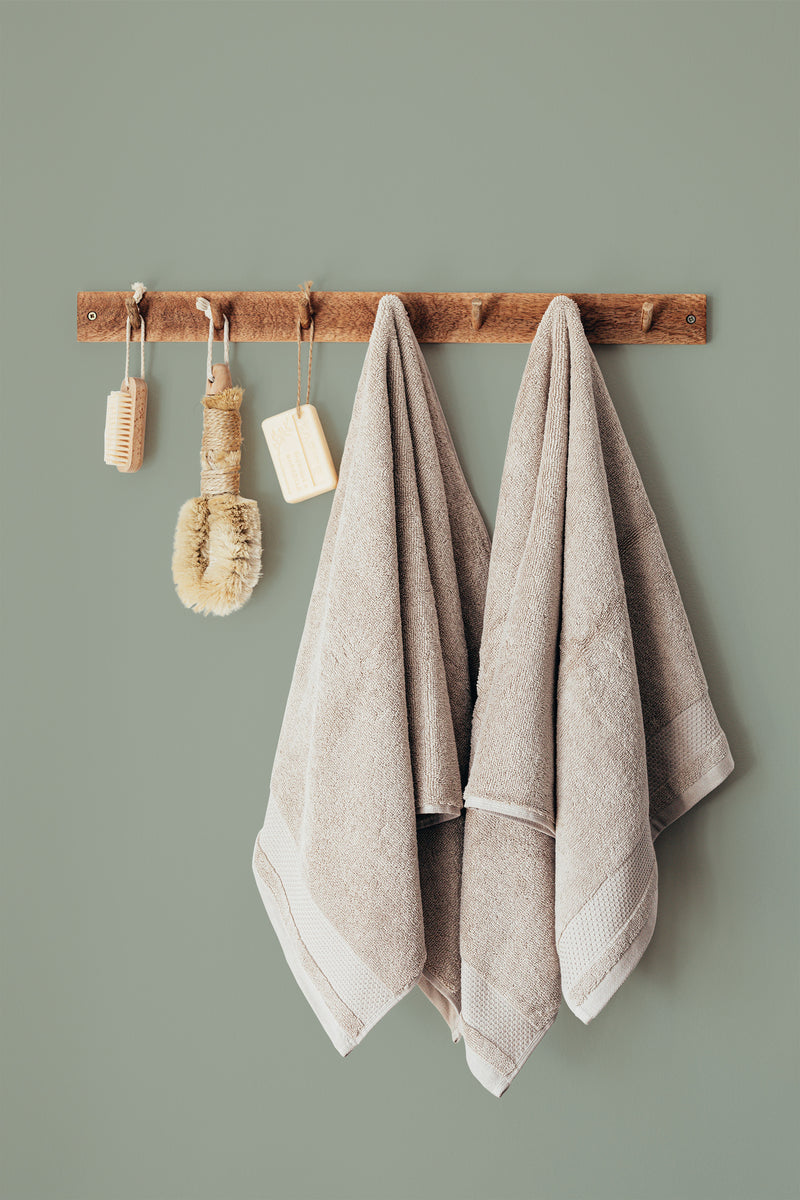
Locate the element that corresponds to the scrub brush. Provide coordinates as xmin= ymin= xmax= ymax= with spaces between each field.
xmin=104 ymin=282 xmax=147 ymax=473
xmin=104 ymin=376 xmax=147 ymax=472
xmin=171 ymin=300 xmax=262 ymax=616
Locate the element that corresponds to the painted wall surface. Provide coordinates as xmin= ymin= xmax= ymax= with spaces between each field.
xmin=1 ymin=3 xmax=798 ymax=1199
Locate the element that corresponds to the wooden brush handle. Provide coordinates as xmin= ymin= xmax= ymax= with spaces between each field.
xmin=207 ymin=363 xmax=231 ymax=394
xmin=120 ymin=377 xmax=147 ymax=473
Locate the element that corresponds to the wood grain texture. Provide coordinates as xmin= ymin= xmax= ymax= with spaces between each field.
xmin=78 ymin=291 xmax=707 ymax=344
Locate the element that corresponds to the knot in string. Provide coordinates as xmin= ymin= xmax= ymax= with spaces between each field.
xmin=124 ymin=281 xmax=146 ymax=386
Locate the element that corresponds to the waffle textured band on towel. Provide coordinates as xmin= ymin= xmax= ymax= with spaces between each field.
xmin=253 ymin=294 xmax=490 ymax=1055
xmin=461 ymin=294 xmax=734 ymax=1096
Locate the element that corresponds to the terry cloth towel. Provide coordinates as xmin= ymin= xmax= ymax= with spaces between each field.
xmin=252 ymin=294 xmax=490 ymax=1055
xmin=461 ymin=294 xmax=734 ymax=1096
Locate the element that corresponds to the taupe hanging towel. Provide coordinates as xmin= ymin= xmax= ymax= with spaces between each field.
xmin=252 ymin=294 xmax=490 ymax=1054
xmin=461 ymin=294 xmax=734 ymax=1096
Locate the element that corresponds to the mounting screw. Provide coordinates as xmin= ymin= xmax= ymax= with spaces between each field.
xmin=686 ymin=314 xmax=696 ymax=324
xmin=87 ymin=311 xmax=97 ymax=321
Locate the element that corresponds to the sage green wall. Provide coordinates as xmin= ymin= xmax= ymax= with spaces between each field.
xmin=1 ymin=2 xmax=797 ymax=1198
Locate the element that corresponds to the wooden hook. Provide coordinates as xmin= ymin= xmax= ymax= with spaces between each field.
xmin=471 ymin=299 xmax=483 ymax=331
xmin=395 ymin=294 xmax=417 ymax=325
xmin=125 ymin=293 xmax=142 ymax=331
xmin=209 ymin=298 xmax=228 ymax=332
xmin=297 ymin=281 xmax=314 ymax=330
xmin=641 ymin=300 xmax=654 ymax=333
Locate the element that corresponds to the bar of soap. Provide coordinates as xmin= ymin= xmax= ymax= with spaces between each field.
xmin=262 ymin=405 xmax=338 ymax=504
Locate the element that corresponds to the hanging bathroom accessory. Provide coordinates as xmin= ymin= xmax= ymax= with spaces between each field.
xmin=261 ymin=282 xmax=338 ymax=503
xmin=171 ymin=298 xmax=262 ymax=616
xmin=103 ymin=282 xmax=148 ymax=473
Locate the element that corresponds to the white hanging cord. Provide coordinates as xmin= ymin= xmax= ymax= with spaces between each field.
xmin=124 ymin=282 xmax=147 ymax=385
xmin=196 ymin=297 xmax=229 ymax=384
xmin=196 ymin=297 xmax=214 ymax=383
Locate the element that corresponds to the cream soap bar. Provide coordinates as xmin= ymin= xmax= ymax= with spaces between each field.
xmin=262 ymin=405 xmax=338 ymax=503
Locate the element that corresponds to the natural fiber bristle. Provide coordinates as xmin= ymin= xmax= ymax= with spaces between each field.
xmin=104 ymin=391 xmax=134 ymax=466
xmin=172 ymin=494 xmax=262 ymax=616
xmin=203 ymin=386 xmax=244 ymax=412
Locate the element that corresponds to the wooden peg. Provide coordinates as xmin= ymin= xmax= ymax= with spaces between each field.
xmin=209 ymin=299 xmax=228 ymax=332
xmin=471 ymin=299 xmax=483 ymax=331
xmin=641 ymin=300 xmax=654 ymax=333
xmin=124 ymin=293 xmax=142 ymax=331
xmin=396 ymin=293 xmax=418 ymax=326
xmin=297 ymin=282 xmax=314 ymax=330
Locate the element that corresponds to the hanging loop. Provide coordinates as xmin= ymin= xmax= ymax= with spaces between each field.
xmin=196 ymin=296 xmax=230 ymax=385
xmin=296 ymin=311 xmax=315 ymax=418
xmin=123 ymin=282 xmax=146 ymax=385
xmin=124 ymin=282 xmax=145 ymax=331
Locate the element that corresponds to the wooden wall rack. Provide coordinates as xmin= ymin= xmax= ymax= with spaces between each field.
xmin=77 ymin=291 xmax=706 ymax=345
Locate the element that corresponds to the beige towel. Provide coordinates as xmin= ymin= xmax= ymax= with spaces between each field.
xmin=252 ymin=294 xmax=490 ymax=1054
xmin=461 ymin=294 xmax=734 ymax=1095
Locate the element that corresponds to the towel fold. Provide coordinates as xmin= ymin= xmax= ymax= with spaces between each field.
xmin=461 ymin=294 xmax=734 ymax=1096
xmin=253 ymin=294 xmax=490 ymax=1054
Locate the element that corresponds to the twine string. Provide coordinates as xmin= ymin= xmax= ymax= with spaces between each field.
xmin=195 ymin=297 xmax=229 ymax=385
xmin=296 ymin=314 xmax=315 ymax=417
xmin=201 ymin=396 xmax=242 ymax=496
xmin=196 ymin=297 xmax=215 ymax=384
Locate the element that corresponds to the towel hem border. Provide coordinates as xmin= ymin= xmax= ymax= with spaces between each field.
xmin=463 ymin=794 xmax=555 ymax=836
xmin=253 ymin=814 xmax=421 ymax=1057
xmin=568 ymin=899 xmax=658 ymax=1024
xmin=651 ymin=749 xmax=734 ymax=839
xmin=464 ymin=1022 xmax=552 ymax=1098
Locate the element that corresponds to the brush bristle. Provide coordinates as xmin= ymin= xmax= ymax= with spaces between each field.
xmin=172 ymin=495 xmax=262 ymax=616
xmin=104 ymin=390 xmax=135 ymax=468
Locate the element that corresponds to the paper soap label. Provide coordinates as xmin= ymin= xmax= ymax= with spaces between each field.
xmin=262 ymin=405 xmax=338 ymax=503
